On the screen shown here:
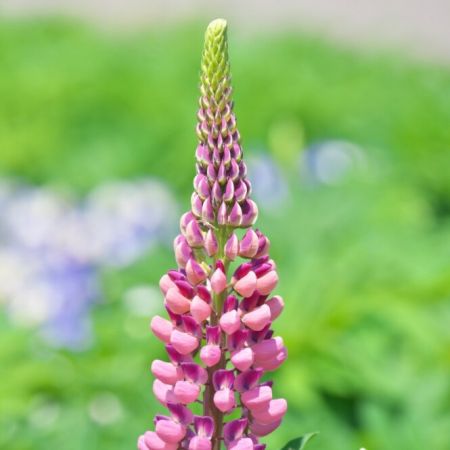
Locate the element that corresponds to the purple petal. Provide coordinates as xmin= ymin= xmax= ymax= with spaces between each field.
xmin=175 ymin=280 xmax=195 ymax=299
xmin=213 ymin=369 xmax=235 ymax=390
xmin=181 ymin=362 xmax=208 ymax=385
xmin=234 ymin=369 xmax=263 ymax=393
xmin=167 ymin=403 xmax=193 ymax=425
xmin=223 ymin=295 xmax=238 ymax=313
xmin=223 ymin=418 xmax=248 ymax=444
xmin=227 ymin=329 xmax=248 ymax=351
xmin=165 ymin=344 xmax=189 ymax=365
xmin=197 ymin=285 xmax=211 ymax=303
xmin=233 ymin=263 xmax=252 ymax=280
xmin=193 ymin=416 xmax=215 ymax=438
xmin=181 ymin=315 xmax=201 ymax=337
xmin=206 ymin=325 xmax=220 ymax=345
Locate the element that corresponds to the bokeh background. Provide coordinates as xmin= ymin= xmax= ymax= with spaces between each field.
xmin=0 ymin=2 xmax=449 ymax=450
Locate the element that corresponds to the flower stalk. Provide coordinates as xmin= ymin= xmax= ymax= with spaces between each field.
xmin=138 ymin=18 xmax=287 ymax=450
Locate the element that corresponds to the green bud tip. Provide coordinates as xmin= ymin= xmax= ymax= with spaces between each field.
xmin=201 ymin=18 xmax=231 ymax=102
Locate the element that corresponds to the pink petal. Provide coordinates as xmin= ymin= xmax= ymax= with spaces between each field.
xmin=211 ymin=268 xmax=227 ymax=294
xmin=242 ymin=304 xmax=271 ymax=331
xmin=150 ymin=316 xmax=174 ymax=343
xmin=229 ymin=438 xmax=254 ymax=450
xmin=143 ymin=431 xmax=178 ymax=450
xmin=266 ymin=295 xmax=284 ymax=320
xmin=230 ymin=347 xmax=254 ymax=372
xmin=254 ymin=347 xmax=287 ymax=371
xmin=170 ymin=330 xmax=199 ymax=355
xmin=190 ymin=296 xmax=212 ymax=323
xmin=233 ymin=271 xmax=257 ymax=297
xmin=159 ymin=274 xmax=176 ymax=295
xmin=189 ymin=436 xmax=212 ymax=450
xmin=213 ymin=388 xmax=236 ymax=413
xmin=153 ymin=379 xmax=177 ymax=405
xmin=151 ymin=360 xmax=183 ymax=385
xmin=241 ymin=385 xmax=272 ymax=411
xmin=255 ymin=271 xmax=278 ymax=295
xmin=219 ymin=310 xmax=241 ymax=335
xmin=251 ymin=337 xmax=284 ymax=362
xmin=200 ymin=344 xmax=222 ymax=367
xmin=165 ymin=287 xmax=191 ymax=314
xmin=249 ymin=419 xmax=282 ymax=437
xmin=173 ymin=380 xmax=200 ymax=404
xmin=251 ymin=398 xmax=287 ymax=425
xmin=155 ymin=420 xmax=186 ymax=444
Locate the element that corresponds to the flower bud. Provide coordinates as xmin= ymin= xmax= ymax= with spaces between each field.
xmin=211 ymin=267 xmax=227 ymax=294
xmin=204 ymin=229 xmax=218 ymax=256
xmin=228 ymin=202 xmax=242 ymax=227
xmin=185 ymin=220 xmax=204 ymax=247
xmin=239 ymin=229 xmax=259 ymax=258
xmin=225 ymin=233 xmax=239 ymax=260
xmin=186 ymin=258 xmax=208 ymax=285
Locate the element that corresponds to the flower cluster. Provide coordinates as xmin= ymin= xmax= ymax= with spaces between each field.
xmin=138 ymin=19 xmax=287 ymax=450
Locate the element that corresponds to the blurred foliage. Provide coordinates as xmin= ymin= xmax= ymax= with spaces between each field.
xmin=0 ymin=17 xmax=449 ymax=450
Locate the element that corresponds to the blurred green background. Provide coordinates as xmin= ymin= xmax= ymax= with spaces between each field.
xmin=0 ymin=11 xmax=449 ymax=450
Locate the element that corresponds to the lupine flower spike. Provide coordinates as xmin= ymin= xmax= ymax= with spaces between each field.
xmin=138 ymin=19 xmax=287 ymax=450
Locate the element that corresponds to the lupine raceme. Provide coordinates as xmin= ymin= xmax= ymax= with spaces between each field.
xmin=138 ymin=19 xmax=288 ymax=450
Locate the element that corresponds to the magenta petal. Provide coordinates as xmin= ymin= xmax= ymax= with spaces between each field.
xmin=212 ymin=369 xmax=235 ymax=390
xmin=205 ymin=325 xmax=221 ymax=345
xmin=223 ymin=418 xmax=248 ymax=444
xmin=234 ymin=369 xmax=264 ymax=393
xmin=167 ymin=402 xmax=194 ymax=425
xmin=196 ymin=285 xmax=211 ymax=303
xmin=193 ymin=416 xmax=215 ymax=438
xmin=181 ymin=362 xmax=208 ymax=385
xmin=227 ymin=329 xmax=248 ymax=351
xmin=223 ymin=295 xmax=239 ymax=313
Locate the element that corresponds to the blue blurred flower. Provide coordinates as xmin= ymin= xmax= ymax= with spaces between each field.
xmin=0 ymin=178 xmax=178 ymax=350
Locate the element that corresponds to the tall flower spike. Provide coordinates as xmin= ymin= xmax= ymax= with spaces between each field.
xmin=138 ymin=19 xmax=287 ymax=450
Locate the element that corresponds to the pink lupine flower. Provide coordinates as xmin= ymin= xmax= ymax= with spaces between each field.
xmin=138 ymin=19 xmax=287 ymax=450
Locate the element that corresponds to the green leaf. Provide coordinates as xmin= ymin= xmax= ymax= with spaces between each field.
xmin=280 ymin=432 xmax=319 ymax=450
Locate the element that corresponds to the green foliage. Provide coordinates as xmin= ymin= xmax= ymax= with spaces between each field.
xmin=0 ymin=17 xmax=449 ymax=450
xmin=280 ymin=432 xmax=318 ymax=450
